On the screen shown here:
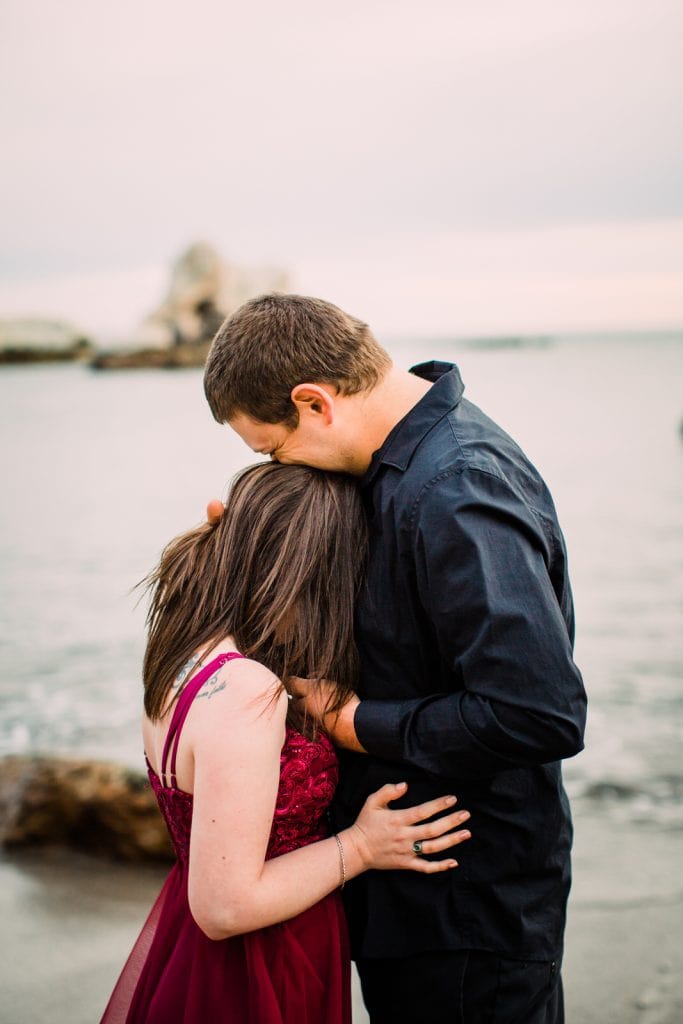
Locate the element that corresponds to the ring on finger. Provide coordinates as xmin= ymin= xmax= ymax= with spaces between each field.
xmin=412 ymin=840 xmax=424 ymax=856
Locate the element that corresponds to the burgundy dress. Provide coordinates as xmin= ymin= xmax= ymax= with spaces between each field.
xmin=100 ymin=653 xmax=351 ymax=1024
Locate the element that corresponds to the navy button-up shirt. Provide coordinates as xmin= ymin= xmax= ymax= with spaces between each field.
xmin=333 ymin=360 xmax=587 ymax=960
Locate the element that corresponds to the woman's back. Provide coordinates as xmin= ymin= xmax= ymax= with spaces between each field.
xmin=101 ymin=651 xmax=351 ymax=1024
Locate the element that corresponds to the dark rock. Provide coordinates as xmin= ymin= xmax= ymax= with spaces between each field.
xmin=0 ymin=319 xmax=93 ymax=365
xmin=0 ymin=755 xmax=173 ymax=862
xmin=90 ymin=341 xmax=211 ymax=371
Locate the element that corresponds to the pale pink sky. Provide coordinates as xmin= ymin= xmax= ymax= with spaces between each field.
xmin=1 ymin=0 xmax=681 ymax=336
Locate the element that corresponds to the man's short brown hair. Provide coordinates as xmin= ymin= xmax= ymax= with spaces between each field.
xmin=204 ymin=293 xmax=391 ymax=427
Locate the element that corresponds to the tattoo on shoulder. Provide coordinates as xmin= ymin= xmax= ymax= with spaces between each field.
xmin=196 ymin=669 xmax=226 ymax=700
xmin=173 ymin=654 xmax=201 ymax=691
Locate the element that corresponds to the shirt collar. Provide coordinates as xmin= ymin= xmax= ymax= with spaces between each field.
xmin=361 ymin=361 xmax=465 ymax=486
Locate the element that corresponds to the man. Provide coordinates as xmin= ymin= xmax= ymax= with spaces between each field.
xmin=204 ymin=293 xmax=586 ymax=1023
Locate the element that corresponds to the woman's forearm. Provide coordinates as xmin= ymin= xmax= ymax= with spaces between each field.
xmin=192 ymin=827 xmax=365 ymax=940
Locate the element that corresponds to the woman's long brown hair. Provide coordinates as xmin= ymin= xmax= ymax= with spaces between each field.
xmin=141 ymin=462 xmax=368 ymax=728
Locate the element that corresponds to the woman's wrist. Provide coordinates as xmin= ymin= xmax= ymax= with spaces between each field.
xmin=337 ymin=824 xmax=371 ymax=877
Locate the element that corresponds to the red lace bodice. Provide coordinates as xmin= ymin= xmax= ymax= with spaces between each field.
xmin=148 ymin=724 xmax=338 ymax=866
xmin=146 ymin=653 xmax=338 ymax=866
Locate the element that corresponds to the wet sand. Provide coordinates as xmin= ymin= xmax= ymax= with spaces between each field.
xmin=1 ymin=810 xmax=681 ymax=1024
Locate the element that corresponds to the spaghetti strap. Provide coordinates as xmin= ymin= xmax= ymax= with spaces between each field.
xmin=160 ymin=652 xmax=245 ymax=788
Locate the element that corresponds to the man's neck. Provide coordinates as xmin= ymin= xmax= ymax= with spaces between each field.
xmin=352 ymin=366 xmax=432 ymax=470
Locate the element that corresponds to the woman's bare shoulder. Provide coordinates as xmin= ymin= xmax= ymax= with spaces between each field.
xmin=190 ymin=655 xmax=287 ymax=731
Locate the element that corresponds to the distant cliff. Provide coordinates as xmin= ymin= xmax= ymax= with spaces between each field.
xmin=92 ymin=242 xmax=289 ymax=370
xmin=1 ymin=244 xmax=289 ymax=369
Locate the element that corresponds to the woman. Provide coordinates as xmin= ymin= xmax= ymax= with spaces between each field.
xmin=101 ymin=462 xmax=471 ymax=1024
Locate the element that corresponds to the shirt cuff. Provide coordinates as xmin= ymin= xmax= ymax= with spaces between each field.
xmin=354 ymin=699 xmax=412 ymax=761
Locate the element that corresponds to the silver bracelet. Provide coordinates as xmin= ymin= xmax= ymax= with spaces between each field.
xmin=333 ymin=833 xmax=346 ymax=890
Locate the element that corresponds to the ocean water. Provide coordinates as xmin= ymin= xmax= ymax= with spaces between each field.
xmin=1 ymin=333 xmax=682 ymax=825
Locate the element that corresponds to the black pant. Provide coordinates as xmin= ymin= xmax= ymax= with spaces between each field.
xmin=356 ymin=950 xmax=564 ymax=1024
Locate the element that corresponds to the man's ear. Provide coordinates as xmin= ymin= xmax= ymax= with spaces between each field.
xmin=290 ymin=383 xmax=335 ymax=423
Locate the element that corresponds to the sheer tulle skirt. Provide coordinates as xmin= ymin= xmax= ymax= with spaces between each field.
xmin=100 ymin=864 xmax=351 ymax=1024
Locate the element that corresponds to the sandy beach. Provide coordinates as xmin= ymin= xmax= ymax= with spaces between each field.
xmin=1 ymin=807 xmax=681 ymax=1024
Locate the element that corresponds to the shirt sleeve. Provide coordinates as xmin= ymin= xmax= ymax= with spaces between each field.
xmin=354 ymin=465 xmax=587 ymax=779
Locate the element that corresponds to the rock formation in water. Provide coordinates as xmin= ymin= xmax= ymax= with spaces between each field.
xmin=0 ymin=755 xmax=173 ymax=862
xmin=0 ymin=319 xmax=93 ymax=365
xmin=91 ymin=242 xmax=289 ymax=370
